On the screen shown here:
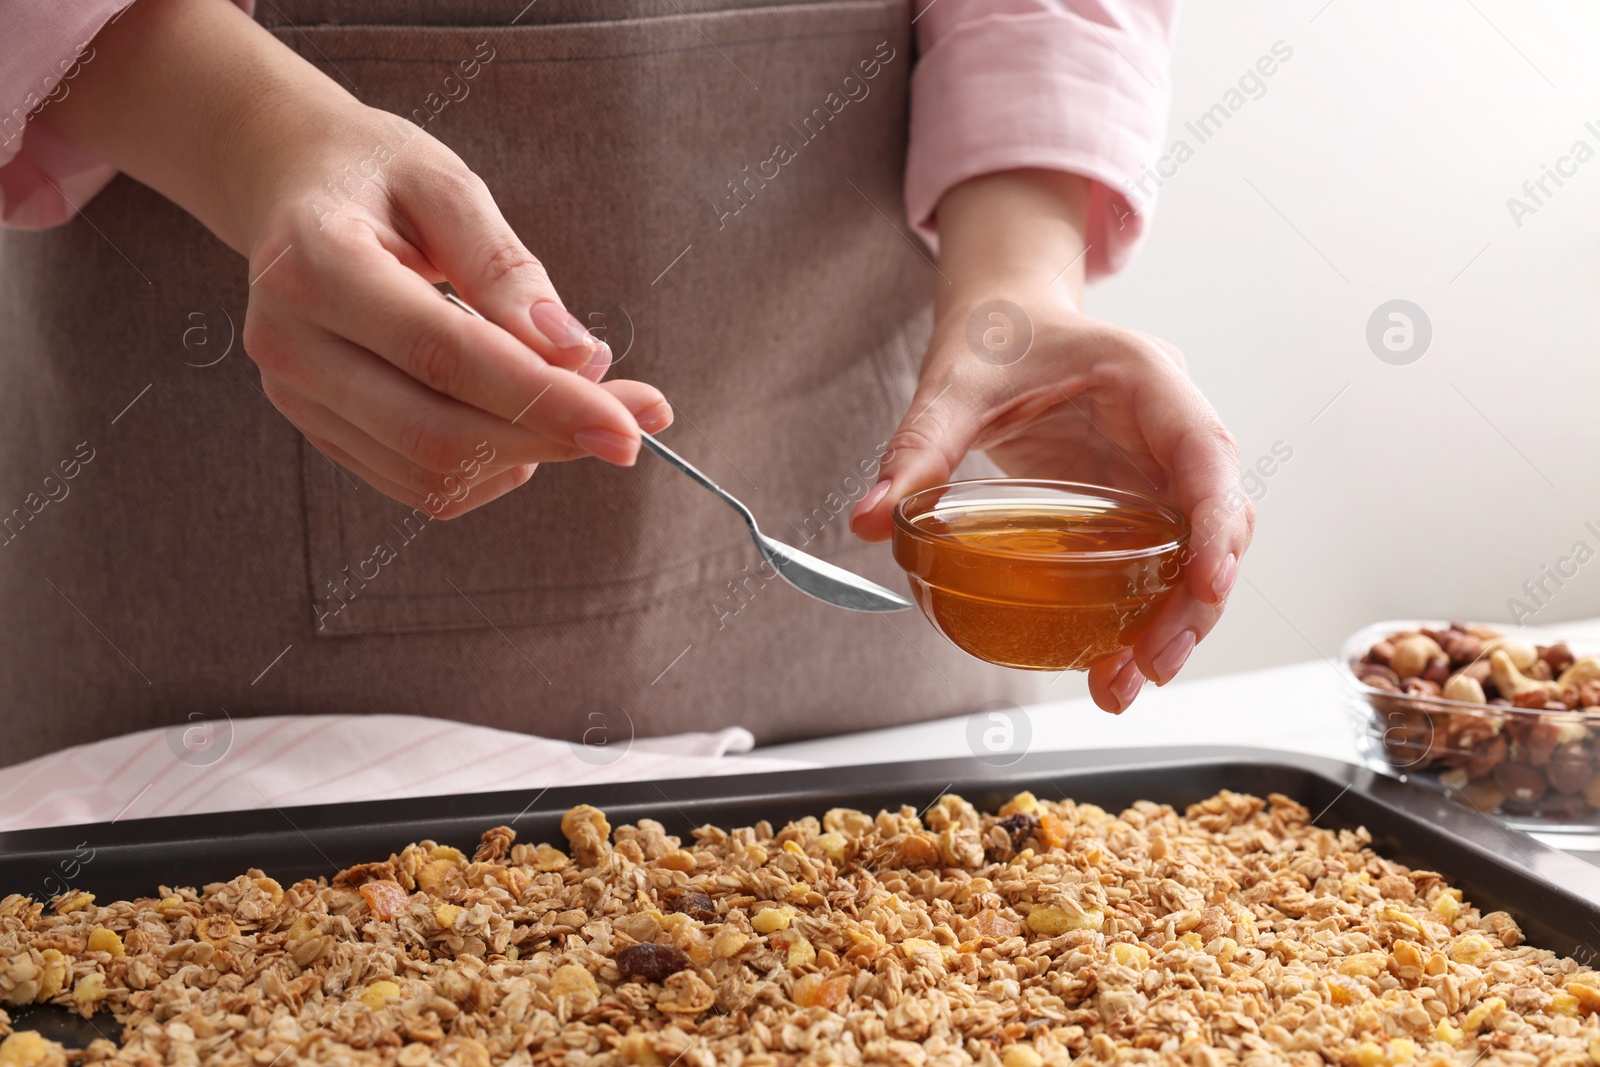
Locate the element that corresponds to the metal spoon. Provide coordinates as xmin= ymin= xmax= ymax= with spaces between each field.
xmin=637 ymin=430 xmax=912 ymax=613
xmin=444 ymin=291 xmax=912 ymax=613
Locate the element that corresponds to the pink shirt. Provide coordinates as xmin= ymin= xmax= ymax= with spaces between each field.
xmin=0 ymin=0 xmax=1177 ymax=280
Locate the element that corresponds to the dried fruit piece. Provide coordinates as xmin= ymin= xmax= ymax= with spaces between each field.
xmin=359 ymin=880 xmax=410 ymax=921
xmin=86 ymin=927 xmax=125 ymax=958
xmin=665 ymin=890 xmax=717 ymax=922
xmin=1025 ymin=905 xmax=1102 ymax=936
xmin=616 ymin=942 xmax=693 ymax=983
xmin=1108 ymin=943 xmax=1150 ymax=969
xmin=0 ymin=1032 xmax=51 ymax=1067
xmin=657 ymin=850 xmax=696 ymax=872
xmin=752 ymin=906 xmax=794 ymax=934
xmin=360 ymin=980 xmax=402 ymax=1010
xmin=551 ymin=963 xmax=599 ymax=999
xmin=793 ymin=972 xmax=851 ymax=1010
xmin=1002 ymin=1047 xmax=1044 ymax=1067
xmin=712 ymin=928 xmax=748 ymax=958
xmin=972 ymin=909 xmax=1019 ymax=940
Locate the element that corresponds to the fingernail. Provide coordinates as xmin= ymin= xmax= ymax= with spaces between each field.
xmin=573 ymin=427 xmax=637 ymax=465
xmin=1110 ymin=658 xmax=1145 ymax=712
xmin=1212 ymin=552 xmax=1238 ymax=602
xmin=577 ymin=342 xmax=613 ymax=382
xmin=636 ymin=400 xmax=672 ymax=433
xmin=1152 ymin=629 xmax=1196 ymax=686
xmin=851 ymin=479 xmax=892 ymax=524
xmin=530 ymin=300 xmax=598 ymax=351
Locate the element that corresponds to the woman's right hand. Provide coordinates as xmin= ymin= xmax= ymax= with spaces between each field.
xmin=242 ymin=106 xmax=672 ymax=516
xmin=36 ymin=0 xmax=668 ymax=517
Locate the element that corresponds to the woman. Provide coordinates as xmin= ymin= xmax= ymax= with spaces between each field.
xmin=0 ymin=0 xmax=1250 ymax=767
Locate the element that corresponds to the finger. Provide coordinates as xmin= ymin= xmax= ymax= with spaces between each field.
xmin=849 ymin=374 xmax=988 ymax=542
xmin=295 ymin=234 xmax=647 ymax=465
xmin=1086 ymin=649 xmax=1145 ymax=714
xmin=1129 ymin=586 xmax=1226 ymax=686
xmin=256 ymin=325 xmax=596 ymax=470
xmin=390 ymin=164 xmax=611 ymax=379
xmin=1129 ymin=361 xmax=1254 ymax=606
xmin=602 ymin=380 xmax=674 ymax=433
xmin=264 ymin=374 xmax=521 ymax=494
xmin=309 ymin=429 xmax=535 ymax=518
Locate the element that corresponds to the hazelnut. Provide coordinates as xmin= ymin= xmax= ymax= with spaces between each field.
xmin=1463 ymin=733 xmax=1508 ymax=779
xmin=1541 ymin=792 xmax=1589 ymax=819
xmin=1391 ymin=635 xmax=1446 ymax=680
xmin=1546 ymin=743 xmax=1593 ymax=795
xmin=1424 ymin=657 xmax=1452 ymax=685
xmin=1359 ymin=664 xmax=1400 ymax=689
xmin=1525 ymin=719 xmax=1590 ymax=765
xmin=1512 ymin=689 xmax=1552 ymax=710
xmin=1493 ymin=762 xmax=1549 ymax=805
xmin=1461 ymin=659 xmax=1493 ymax=684
xmin=1454 ymin=777 xmax=1507 ymax=812
xmin=1527 ymin=659 xmax=1555 ymax=682
xmin=1443 ymin=673 xmax=1486 ymax=704
xmin=1403 ymin=678 xmax=1443 ymax=699
xmin=1366 ymin=639 xmax=1396 ymax=666
xmin=1446 ymin=633 xmax=1485 ymax=665
xmin=1542 ymin=642 xmax=1577 ymax=675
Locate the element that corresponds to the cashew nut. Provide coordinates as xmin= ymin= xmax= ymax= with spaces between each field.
xmin=1443 ymin=672 xmax=1486 ymax=704
xmin=1490 ymin=649 xmax=1561 ymax=699
xmin=1557 ymin=656 xmax=1600 ymax=690
xmin=1390 ymin=634 xmax=1445 ymax=679
xmin=1482 ymin=637 xmax=1538 ymax=671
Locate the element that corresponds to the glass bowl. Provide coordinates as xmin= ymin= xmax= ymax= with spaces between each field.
xmin=1342 ymin=619 xmax=1600 ymax=836
xmin=890 ymin=479 xmax=1189 ymax=671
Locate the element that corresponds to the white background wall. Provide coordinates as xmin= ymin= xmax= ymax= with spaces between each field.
xmin=1070 ymin=0 xmax=1600 ymax=691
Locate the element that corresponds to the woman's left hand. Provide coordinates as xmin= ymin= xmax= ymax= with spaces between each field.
xmin=849 ymin=170 xmax=1253 ymax=713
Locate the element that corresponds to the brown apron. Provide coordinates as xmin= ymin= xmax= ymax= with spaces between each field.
xmin=0 ymin=0 xmax=1040 ymax=766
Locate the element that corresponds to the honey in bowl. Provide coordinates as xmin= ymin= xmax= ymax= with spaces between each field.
xmin=891 ymin=480 xmax=1189 ymax=671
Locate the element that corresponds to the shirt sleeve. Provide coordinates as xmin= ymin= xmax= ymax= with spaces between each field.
xmin=0 ymin=0 xmax=254 ymax=230
xmin=906 ymin=0 xmax=1179 ymax=280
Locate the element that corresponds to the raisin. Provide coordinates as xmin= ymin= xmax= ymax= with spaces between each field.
xmin=995 ymin=813 xmax=1038 ymax=839
xmin=665 ymin=890 xmax=718 ymax=923
xmin=617 ymin=942 xmax=693 ymax=983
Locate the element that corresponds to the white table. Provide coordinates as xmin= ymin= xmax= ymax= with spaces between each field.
xmin=756 ymin=658 xmax=1356 ymax=768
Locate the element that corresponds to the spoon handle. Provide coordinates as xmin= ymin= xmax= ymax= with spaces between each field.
xmin=638 ymin=432 xmax=760 ymax=534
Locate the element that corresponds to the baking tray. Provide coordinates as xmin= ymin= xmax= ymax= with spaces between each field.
xmin=5 ymin=745 xmax=1600 ymax=1048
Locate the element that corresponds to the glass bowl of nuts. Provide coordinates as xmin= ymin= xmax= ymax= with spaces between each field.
xmin=1343 ymin=619 xmax=1600 ymax=834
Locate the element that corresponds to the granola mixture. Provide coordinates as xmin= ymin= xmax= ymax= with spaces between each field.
xmin=1 ymin=790 xmax=1598 ymax=1066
